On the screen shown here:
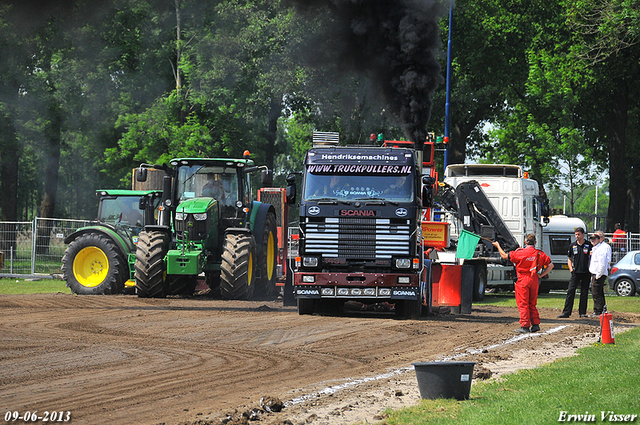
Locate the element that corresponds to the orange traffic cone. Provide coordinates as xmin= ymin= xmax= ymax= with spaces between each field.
xmin=600 ymin=312 xmax=615 ymax=344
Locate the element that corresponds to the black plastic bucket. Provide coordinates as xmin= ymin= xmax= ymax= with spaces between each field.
xmin=412 ymin=361 xmax=476 ymax=400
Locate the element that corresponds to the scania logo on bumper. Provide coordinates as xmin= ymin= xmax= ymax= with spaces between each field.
xmin=296 ymin=289 xmax=319 ymax=295
xmin=393 ymin=290 xmax=416 ymax=296
xmin=395 ymin=208 xmax=408 ymax=217
xmin=308 ymin=206 xmax=320 ymax=215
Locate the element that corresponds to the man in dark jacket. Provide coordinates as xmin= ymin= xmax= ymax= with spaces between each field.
xmin=558 ymin=227 xmax=592 ymax=318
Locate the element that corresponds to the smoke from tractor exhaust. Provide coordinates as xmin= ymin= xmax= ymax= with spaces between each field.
xmin=287 ymin=0 xmax=446 ymax=148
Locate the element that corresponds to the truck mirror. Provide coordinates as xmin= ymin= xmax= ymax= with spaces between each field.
xmin=261 ymin=169 xmax=273 ymax=187
xmin=286 ymin=174 xmax=297 ymax=205
xmin=422 ymin=176 xmax=435 ymax=208
xmin=139 ymin=197 xmax=148 ymax=210
xmin=136 ymin=167 xmax=148 ymax=182
xmin=286 ymin=184 xmax=296 ymax=205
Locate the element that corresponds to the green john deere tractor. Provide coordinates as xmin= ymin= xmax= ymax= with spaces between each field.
xmin=133 ymin=152 xmax=278 ymax=299
xmin=62 ymin=190 xmax=162 ymax=295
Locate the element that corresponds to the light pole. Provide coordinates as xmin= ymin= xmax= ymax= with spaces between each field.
xmin=443 ymin=0 xmax=453 ymax=170
xmin=594 ymin=180 xmax=598 ymax=230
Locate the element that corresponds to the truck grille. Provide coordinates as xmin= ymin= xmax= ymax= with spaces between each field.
xmin=302 ymin=217 xmax=411 ymax=259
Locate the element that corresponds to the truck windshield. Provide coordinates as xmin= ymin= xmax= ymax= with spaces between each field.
xmin=176 ymin=165 xmax=238 ymax=207
xmin=303 ymin=173 xmax=413 ymax=202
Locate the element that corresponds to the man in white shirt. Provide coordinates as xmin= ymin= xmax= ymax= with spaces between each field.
xmin=588 ymin=230 xmax=612 ymax=317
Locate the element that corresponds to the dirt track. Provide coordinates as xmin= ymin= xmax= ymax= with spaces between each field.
xmin=1 ymin=293 xmax=638 ymax=425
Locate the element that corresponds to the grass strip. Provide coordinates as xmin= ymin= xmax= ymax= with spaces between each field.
xmin=478 ymin=292 xmax=640 ymax=314
xmin=0 ymin=278 xmax=70 ymax=294
xmin=384 ymin=327 xmax=640 ymax=425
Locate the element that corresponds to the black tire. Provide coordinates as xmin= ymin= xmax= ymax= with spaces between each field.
xmin=168 ymin=276 xmax=198 ymax=296
xmin=220 ymin=233 xmax=256 ymax=300
xmin=297 ymin=298 xmax=315 ymax=315
xmin=61 ymin=233 xmax=127 ymax=295
xmin=256 ymin=212 xmax=278 ymax=298
xmin=404 ymin=299 xmax=423 ymax=319
xmin=205 ymin=270 xmax=221 ymax=298
xmin=472 ymin=263 xmax=487 ymax=301
xmin=135 ymin=231 xmax=170 ymax=298
xmin=615 ymin=278 xmax=636 ymax=297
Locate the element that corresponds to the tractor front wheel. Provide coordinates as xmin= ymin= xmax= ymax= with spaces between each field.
xmin=220 ymin=233 xmax=256 ymax=300
xmin=135 ymin=231 xmax=170 ymax=298
xmin=62 ymin=233 xmax=127 ymax=295
xmin=256 ymin=212 xmax=278 ymax=298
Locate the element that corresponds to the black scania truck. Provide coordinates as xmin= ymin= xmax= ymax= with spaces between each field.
xmin=286 ymin=132 xmax=432 ymax=318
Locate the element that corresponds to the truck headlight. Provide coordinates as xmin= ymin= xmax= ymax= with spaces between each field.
xmin=175 ymin=212 xmax=186 ymax=221
xmin=303 ymin=257 xmax=319 ymax=267
xmin=302 ymin=275 xmax=315 ymax=283
xmin=193 ymin=213 xmax=207 ymax=221
xmin=398 ymin=276 xmax=411 ymax=284
xmin=395 ymin=258 xmax=411 ymax=269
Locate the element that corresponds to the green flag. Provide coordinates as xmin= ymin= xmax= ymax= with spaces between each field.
xmin=456 ymin=229 xmax=481 ymax=259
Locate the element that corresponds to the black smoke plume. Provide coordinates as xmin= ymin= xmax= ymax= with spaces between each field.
xmin=286 ymin=0 xmax=447 ymax=148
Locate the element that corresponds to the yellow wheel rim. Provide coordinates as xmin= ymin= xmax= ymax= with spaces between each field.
xmin=73 ymin=246 xmax=109 ymax=287
xmin=248 ymin=251 xmax=253 ymax=286
xmin=266 ymin=232 xmax=275 ymax=281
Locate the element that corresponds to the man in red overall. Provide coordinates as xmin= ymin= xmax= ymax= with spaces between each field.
xmin=493 ymin=234 xmax=554 ymax=333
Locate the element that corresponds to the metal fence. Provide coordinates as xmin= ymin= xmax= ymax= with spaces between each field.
xmin=0 ymin=217 xmax=92 ymax=278
xmin=0 ymin=219 xmax=638 ymax=279
xmin=605 ymin=232 xmax=640 ymax=264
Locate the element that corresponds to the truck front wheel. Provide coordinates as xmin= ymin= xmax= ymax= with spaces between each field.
xmin=135 ymin=231 xmax=170 ymax=298
xmin=395 ymin=300 xmax=422 ymax=319
xmin=220 ymin=233 xmax=256 ymax=300
xmin=297 ymin=298 xmax=315 ymax=315
xmin=62 ymin=233 xmax=127 ymax=295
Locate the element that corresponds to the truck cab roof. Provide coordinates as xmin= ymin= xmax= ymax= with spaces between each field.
xmin=445 ymin=164 xmax=522 ymax=178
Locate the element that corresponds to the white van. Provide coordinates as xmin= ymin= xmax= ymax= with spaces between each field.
xmin=540 ymin=215 xmax=587 ymax=292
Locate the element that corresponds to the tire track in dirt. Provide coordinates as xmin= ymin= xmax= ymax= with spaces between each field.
xmin=1 ymin=294 xmax=637 ymax=425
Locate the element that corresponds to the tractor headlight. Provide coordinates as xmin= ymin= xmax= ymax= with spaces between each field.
xmin=193 ymin=213 xmax=207 ymax=221
xmin=395 ymin=258 xmax=411 ymax=269
xmin=175 ymin=212 xmax=186 ymax=221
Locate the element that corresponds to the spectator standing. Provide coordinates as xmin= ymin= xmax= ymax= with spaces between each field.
xmin=611 ymin=223 xmax=627 ymax=249
xmin=611 ymin=223 xmax=627 ymax=263
xmin=493 ymin=234 xmax=554 ymax=333
xmin=588 ymin=230 xmax=611 ymax=317
xmin=558 ymin=227 xmax=592 ymax=318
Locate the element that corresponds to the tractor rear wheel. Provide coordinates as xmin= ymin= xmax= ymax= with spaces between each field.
xmin=62 ymin=233 xmax=127 ymax=295
xmin=256 ymin=212 xmax=278 ymax=298
xmin=135 ymin=231 xmax=170 ymax=298
xmin=220 ymin=233 xmax=256 ymax=300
